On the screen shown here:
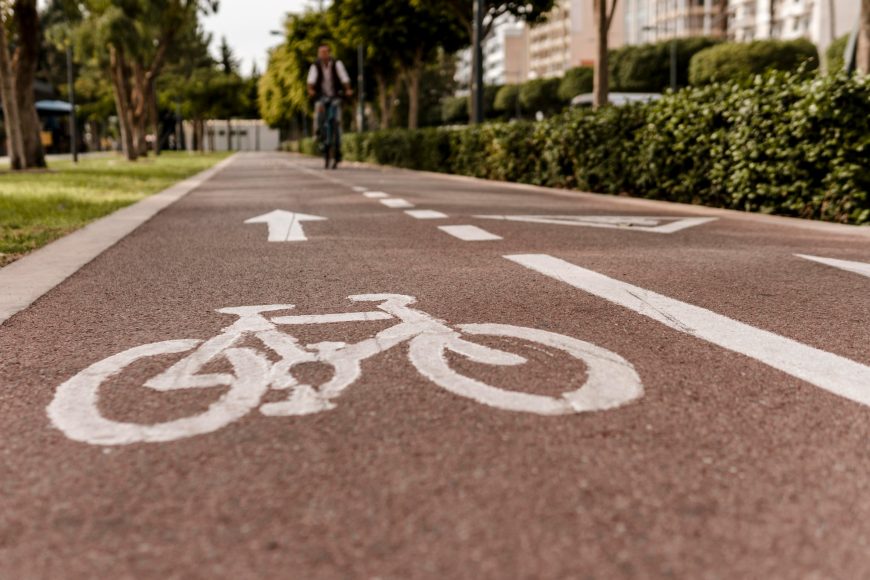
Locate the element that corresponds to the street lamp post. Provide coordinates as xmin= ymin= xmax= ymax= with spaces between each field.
xmin=65 ymin=44 xmax=78 ymax=163
xmin=357 ymin=44 xmax=365 ymax=132
xmin=471 ymin=0 xmax=485 ymax=124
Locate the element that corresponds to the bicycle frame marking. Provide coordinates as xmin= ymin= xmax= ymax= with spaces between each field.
xmin=47 ymin=294 xmax=643 ymax=446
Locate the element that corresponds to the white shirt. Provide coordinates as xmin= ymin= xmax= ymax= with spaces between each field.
xmin=307 ymin=60 xmax=351 ymax=97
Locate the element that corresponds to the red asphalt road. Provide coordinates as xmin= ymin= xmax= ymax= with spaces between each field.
xmin=1 ymin=152 xmax=869 ymax=579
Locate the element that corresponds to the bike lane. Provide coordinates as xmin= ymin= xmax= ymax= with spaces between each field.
xmin=1 ymin=152 xmax=869 ymax=578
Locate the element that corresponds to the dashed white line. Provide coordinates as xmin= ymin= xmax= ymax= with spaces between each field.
xmin=796 ymin=254 xmax=870 ymax=279
xmin=406 ymin=210 xmax=448 ymax=220
xmin=381 ymin=199 xmax=415 ymax=209
xmin=364 ymin=191 xmax=389 ymax=198
xmin=439 ymin=225 xmax=502 ymax=241
xmin=351 ymin=186 xmax=367 ymax=192
xmin=505 ymin=254 xmax=870 ymax=409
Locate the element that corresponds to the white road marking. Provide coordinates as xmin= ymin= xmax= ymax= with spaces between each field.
xmin=506 ymin=254 xmax=870 ymax=408
xmin=439 ymin=225 xmax=503 ymax=241
xmin=380 ymin=198 xmax=415 ymax=209
xmin=352 ymin=186 xmax=367 ymax=192
xmin=49 ymin=294 xmax=642 ymax=445
xmin=244 ymin=210 xmax=327 ymax=242
xmin=476 ymin=215 xmax=717 ymax=234
xmin=364 ymin=191 xmax=389 ymax=198
xmin=406 ymin=210 xmax=448 ymax=220
xmin=796 ymin=254 xmax=870 ymax=279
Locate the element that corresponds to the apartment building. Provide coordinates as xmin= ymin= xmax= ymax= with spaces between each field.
xmin=455 ymin=15 xmax=527 ymax=92
xmin=526 ymin=0 xmax=626 ymax=79
xmin=728 ymin=0 xmax=858 ymax=53
xmin=623 ymin=0 xmax=726 ymax=45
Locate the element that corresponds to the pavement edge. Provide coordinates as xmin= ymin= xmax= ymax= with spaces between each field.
xmin=0 ymin=153 xmax=238 ymax=326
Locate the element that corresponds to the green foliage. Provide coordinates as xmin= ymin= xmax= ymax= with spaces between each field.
xmin=557 ymin=66 xmax=593 ymax=101
xmin=493 ymin=84 xmax=520 ymax=115
xmin=609 ymin=37 xmax=720 ymax=92
xmin=689 ymin=39 xmax=819 ymax=85
xmin=518 ymin=77 xmax=561 ymax=114
xmin=0 ymin=152 xmax=228 ymax=266
xmin=315 ymin=72 xmax=870 ymax=225
xmin=826 ymin=34 xmax=849 ymax=73
xmin=441 ymin=95 xmax=469 ymax=124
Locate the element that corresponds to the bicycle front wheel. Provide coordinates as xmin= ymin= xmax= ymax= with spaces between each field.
xmin=47 ymin=340 xmax=271 ymax=445
xmin=409 ymin=324 xmax=642 ymax=415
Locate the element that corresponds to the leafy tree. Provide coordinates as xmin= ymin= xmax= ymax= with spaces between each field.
xmin=218 ymin=36 xmax=238 ymax=75
xmin=73 ymin=0 xmax=218 ymax=160
xmin=0 ymin=0 xmax=47 ymax=169
xmin=334 ymin=0 xmax=466 ymax=129
xmin=826 ymin=34 xmax=848 ymax=73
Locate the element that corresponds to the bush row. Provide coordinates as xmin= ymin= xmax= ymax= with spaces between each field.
xmin=299 ymin=72 xmax=870 ymax=225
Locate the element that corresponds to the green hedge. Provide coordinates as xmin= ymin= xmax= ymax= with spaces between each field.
xmin=610 ymin=37 xmax=721 ymax=92
xmin=689 ymin=39 xmax=819 ymax=85
xmin=306 ymin=72 xmax=870 ymax=225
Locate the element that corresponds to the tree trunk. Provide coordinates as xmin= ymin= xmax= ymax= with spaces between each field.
xmin=0 ymin=19 xmax=23 ymax=169
xmin=859 ymin=0 xmax=870 ymax=74
xmin=109 ymin=47 xmax=137 ymax=161
xmin=593 ymin=0 xmax=609 ymax=109
xmin=131 ymin=63 xmax=148 ymax=157
xmin=405 ymin=49 xmax=424 ymax=130
xmin=12 ymin=0 xmax=46 ymax=169
xmin=148 ymin=82 xmax=160 ymax=155
xmin=375 ymin=72 xmax=396 ymax=130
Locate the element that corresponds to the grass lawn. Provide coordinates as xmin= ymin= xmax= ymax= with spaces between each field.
xmin=0 ymin=152 xmax=229 ymax=267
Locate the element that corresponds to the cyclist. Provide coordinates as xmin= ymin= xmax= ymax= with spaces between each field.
xmin=307 ymin=43 xmax=353 ymax=168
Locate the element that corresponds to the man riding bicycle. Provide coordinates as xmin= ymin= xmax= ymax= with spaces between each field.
xmin=307 ymin=43 xmax=353 ymax=169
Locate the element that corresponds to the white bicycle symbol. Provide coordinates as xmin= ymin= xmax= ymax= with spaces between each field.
xmin=48 ymin=294 xmax=643 ymax=445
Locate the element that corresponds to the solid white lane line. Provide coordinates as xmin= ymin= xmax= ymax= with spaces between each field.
xmin=505 ymin=254 xmax=870 ymax=408
xmin=381 ymin=198 xmax=414 ymax=209
xmin=796 ymin=254 xmax=870 ymax=279
xmin=364 ymin=191 xmax=389 ymax=198
xmin=439 ymin=225 xmax=502 ymax=241
xmin=406 ymin=210 xmax=448 ymax=220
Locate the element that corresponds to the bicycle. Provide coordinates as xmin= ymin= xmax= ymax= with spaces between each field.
xmin=47 ymin=294 xmax=643 ymax=446
xmin=317 ymin=96 xmax=342 ymax=170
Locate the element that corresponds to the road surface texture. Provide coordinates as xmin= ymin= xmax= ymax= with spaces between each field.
xmin=2 ymin=152 xmax=869 ymax=579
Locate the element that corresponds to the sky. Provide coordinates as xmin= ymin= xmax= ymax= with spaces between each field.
xmin=202 ymin=0 xmax=318 ymax=76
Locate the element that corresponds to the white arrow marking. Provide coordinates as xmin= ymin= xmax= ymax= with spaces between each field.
xmin=796 ymin=254 xmax=870 ymax=279
xmin=506 ymin=254 xmax=870 ymax=408
xmin=244 ymin=210 xmax=327 ymax=242
xmin=476 ymin=215 xmax=717 ymax=234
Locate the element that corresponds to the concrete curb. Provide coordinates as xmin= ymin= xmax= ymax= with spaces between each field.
xmin=311 ymin=154 xmax=870 ymax=239
xmin=0 ymin=153 xmax=238 ymax=326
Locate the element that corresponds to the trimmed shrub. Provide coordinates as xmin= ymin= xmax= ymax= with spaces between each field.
xmin=493 ymin=84 xmax=520 ymax=116
xmin=518 ymin=77 xmax=562 ymax=115
xmin=610 ymin=37 xmax=721 ymax=92
xmin=301 ymin=72 xmax=870 ymax=225
xmin=557 ymin=66 xmax=594 ymax=102
xmin=689 ymin=39 xmax=819 ymax=85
